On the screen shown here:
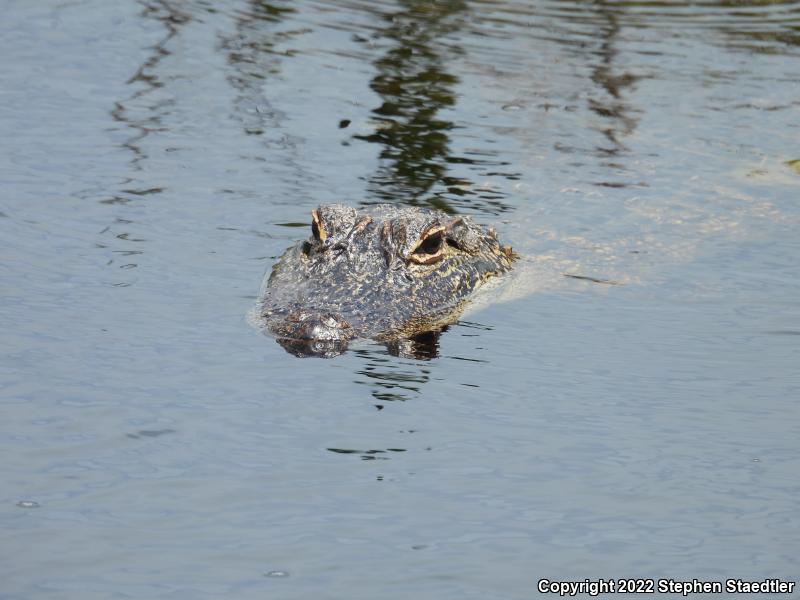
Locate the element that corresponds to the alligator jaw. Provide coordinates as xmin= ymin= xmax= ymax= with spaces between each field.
xmin=275 ymin=336 xmax=350 ymax=358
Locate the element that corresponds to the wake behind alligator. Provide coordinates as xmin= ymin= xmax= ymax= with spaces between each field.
xmin=255 ymin=204 xmax=516 ymax=357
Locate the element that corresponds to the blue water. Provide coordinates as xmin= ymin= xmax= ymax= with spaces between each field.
xmin=2 ymin=1 xmax=799 ymax=598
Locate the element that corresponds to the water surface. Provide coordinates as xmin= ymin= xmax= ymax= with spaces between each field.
xmin=1 ymin=1 xmax=799 ymax=598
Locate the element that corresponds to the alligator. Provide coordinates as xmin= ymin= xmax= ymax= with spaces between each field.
xmin=257 ymin=204 xmax=516 ymax=357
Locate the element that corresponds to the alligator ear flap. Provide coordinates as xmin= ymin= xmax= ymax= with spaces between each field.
xmin=313 ymin=205 xmax=359 ymax=247
xmin=311 ymin=209 xmax=327 ymax=242
xmin=444 ymin=217 xmax=482 ymax=253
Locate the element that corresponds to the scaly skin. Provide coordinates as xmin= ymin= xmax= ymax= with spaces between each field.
xmin=258 ymin=204 xmax=515 ymax=356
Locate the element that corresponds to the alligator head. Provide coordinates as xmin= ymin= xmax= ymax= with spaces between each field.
xmin=258 ymin=204 xmax=515 ymax=357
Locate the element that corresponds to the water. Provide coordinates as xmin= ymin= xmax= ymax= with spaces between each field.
xmin=1 ymin=0 xmax=799 ymax=598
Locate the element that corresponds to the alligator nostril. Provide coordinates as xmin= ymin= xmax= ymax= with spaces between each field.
xmin=284 ymin=311 xmax=353 ymax=342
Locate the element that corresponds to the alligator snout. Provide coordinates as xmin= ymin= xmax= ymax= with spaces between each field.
xmin=270 ymin=310 xmax=354 ymax=358
xmin=281 ymin=310 xmax=354 ymax=342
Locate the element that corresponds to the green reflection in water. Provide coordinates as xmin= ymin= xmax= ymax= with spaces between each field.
xmin=225 ymin=2 xmax=297 ymax=137
xmin=356 ymin=0 xmax=468 ymax=212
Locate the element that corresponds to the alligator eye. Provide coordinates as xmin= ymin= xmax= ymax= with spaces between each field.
xmin=416 ymin=232 xmax=442 ymax=254
xmin=409 ymin=227 xmax=446 ymax=265
xmin=311 ymin=209 xmax=327 ymax=243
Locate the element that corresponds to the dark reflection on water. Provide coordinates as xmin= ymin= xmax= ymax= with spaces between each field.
xmin=587 ymin=1 xmax=642 ymax=180
xmin=599 ymin=0 xmax=800 ymax=53
xmin=354 ymin=0 xmax=513 ymax=213
xmin=111 ymin=1 xmax=190 ymax=175
xmin=101 ymin=1 xmax=194 ymax=286
xmin=385 ymin=329 xmax=443 ymax=360
xmin=327 ymin=447 xmax=408 ymax=461
xmin=126 ymin=428 xmax=177 ymax=439
xmin=353 ymin=347 xmax=432 ymax=403
xmin=273 ymin=329 xmax=444 ymax=360
xmin=223 ymin=2 xmax=296 ymax=138
xmin=497 ymin=0 xmax=800 ymax=54
xmin=355 ymin=0 xmax=465 ymax=211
